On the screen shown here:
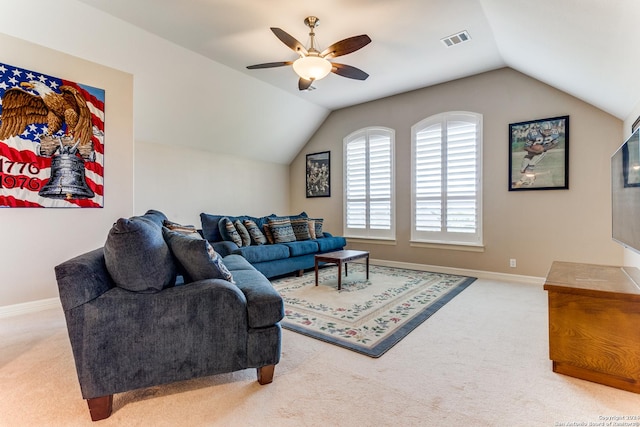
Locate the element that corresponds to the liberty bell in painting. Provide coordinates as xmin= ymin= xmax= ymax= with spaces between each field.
xmin=38 ymin=137 xmax=94 ymax=200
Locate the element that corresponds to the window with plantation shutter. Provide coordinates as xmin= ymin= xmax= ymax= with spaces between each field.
xmin=344 ymin=127 xmax=395 ymax=239
xmin=412 ymin=112 xmax=482 ymax=246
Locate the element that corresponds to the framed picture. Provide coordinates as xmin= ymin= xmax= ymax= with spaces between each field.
xmin=509 ymin=115 xmax=569 ymax=191
xmin=0 ymin=60 xmax=105 ymax=207
xmin=306 ymin=151 xmax=330 ymax=198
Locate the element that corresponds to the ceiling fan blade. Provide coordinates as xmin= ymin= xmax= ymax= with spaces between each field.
xmin=246 ymin=61 xmax=293 ymax=69
xmin=271 ymin=28 xmax=308 ymax=56
xmin=298 ymin=78 xmax=313 ymax=91
xmin=331 ymin=63 xmax=369 ymax=80
xmin=321 ymin=35 xmax=371 ymax=59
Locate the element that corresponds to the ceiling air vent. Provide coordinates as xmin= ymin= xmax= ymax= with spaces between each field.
xmin=441 ymin=31 xmax=471 ymax=47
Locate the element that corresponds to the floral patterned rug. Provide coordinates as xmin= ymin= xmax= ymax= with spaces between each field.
xmin=271 ymin=264 xmax=476 ymax=357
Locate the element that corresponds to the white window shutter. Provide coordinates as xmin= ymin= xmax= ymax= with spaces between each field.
xmin=344 ymin=128 xmax=395 ymax=239
xmin=412 ymin=112 xmax=482 ymax=245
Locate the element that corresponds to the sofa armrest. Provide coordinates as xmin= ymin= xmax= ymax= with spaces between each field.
xmin=231 ymin=269 xmax=284 ymax=328
xmin=55 ymin=248 xmax=113 ymax=311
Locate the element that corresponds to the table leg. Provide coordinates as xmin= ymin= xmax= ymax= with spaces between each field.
xmin=345 ymin=262 xmax=348 ymax=277
xmin=366 ymin=255 xmax=369 ymax=280
xmin=315 ymin=258 xmax=319 ymax=286
xmin=338 ymin=262 xmax=342 ymax=290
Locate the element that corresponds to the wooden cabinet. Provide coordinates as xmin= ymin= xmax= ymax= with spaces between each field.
xmin=544 ymin=261 xmax=640 ymax=393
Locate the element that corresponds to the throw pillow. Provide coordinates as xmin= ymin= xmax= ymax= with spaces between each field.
xmin=234 ymin=219 xmax=251 ymax=247
xmin=200 ymin=213 xmax=224 ymax=242
xmin=268 ymin=216 xmax=296 ymax=243
xmin=263 ymin=224 xmax=275 ymax=244
xmin=138 ymin=209 xmax=168 ymax=227
xmin=220 ymin=217 xmax=242 ymax=247
xmin=104 ymin=217 xmax=177 ymax=292
xmin=243 ymin=219 xmax=267 ymax=245
xmin=308 ymin=219 xmax=316 ymax=239
xmin=163 ymin=219 xmax=198 ymax=235
xmin=311 ymin=218 xmax=324 ymax=238
xmin=163 ymin=228 xmax=234 ymax=283
xmin=291 ymin=217 xmax=311 ymax=241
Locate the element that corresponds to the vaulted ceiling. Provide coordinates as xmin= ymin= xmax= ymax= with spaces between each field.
xmin=76 ymin=0 xmax=640 ymax=161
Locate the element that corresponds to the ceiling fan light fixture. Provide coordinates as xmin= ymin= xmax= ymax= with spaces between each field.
xmin=292 ymin=55 xmax=332 ymax=81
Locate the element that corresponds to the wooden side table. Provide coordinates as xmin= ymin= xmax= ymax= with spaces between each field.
xmin=314 ymin=250 xmax=370 ymax=290
xmin=544 ymin=261 xmax=640 ymax=393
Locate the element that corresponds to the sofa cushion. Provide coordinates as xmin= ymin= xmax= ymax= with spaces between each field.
xmin=200 ymin=213 xmax=224 ymax=242
xmin=104 ymin=216 xmax=176 ymax=292
xmin=233 ymin=244 xmax=290 ymax=264
xmin=283 ymin=240 xmax=319 ymax=257
xmin=163 ymin=228 xmax=234 ymax=283
xmin=268 ymin=216 xmax=296 ymax=243
xmin=221 ymin=217 xmax=243 ymax=247
xmin=222 ymin=254 xmax=255 ymax=271
xmin=243 ymin=219 xmax=267 ymax=245
xmin=316 ymin=235 xmax=347 ymax=252
xmin=234 ymin=220 xmax=251 ymax=247
xmin=291 ymin=217 xmax=311 ymax=241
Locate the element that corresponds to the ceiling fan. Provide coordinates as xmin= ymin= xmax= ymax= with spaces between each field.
xmin=247 ymin=16 xmax=371 ymax=91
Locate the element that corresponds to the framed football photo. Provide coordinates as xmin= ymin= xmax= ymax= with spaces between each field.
xmin=508 ymin=116 xmax=569 ymax=191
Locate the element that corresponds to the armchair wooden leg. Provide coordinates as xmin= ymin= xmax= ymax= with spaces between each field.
xmin=87 ymin=395 xmax=113 ymax=421
xmin=257 ymin=364 xmax=275 ymax=385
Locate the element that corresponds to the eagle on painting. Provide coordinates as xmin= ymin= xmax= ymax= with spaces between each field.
xmin=0 ymin=80 xmax=94 ymax=159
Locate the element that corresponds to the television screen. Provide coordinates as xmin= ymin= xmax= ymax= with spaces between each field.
xmin=612 ymin=127 xmax=640 ymax=253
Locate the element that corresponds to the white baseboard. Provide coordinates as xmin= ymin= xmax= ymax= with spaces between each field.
xmin=0 ymin=297 xmax=60 ymax=319
xmin=369 ymin=259 xmax=545 ymax=286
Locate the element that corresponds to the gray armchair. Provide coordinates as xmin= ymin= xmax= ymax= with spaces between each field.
xmin=55 ymin=244 xmax=283 ymax=421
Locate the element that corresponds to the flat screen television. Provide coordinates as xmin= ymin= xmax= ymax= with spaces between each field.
xmin=612 ymin=127 xmax=640 ymax=253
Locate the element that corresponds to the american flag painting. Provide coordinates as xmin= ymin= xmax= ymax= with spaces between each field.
xmin=0 ymin=61 xmax=104 ymax=207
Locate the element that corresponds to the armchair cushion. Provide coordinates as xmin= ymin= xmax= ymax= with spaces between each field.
xmin=104 ymin=217 xmax=176 ymax=292
xmin=163 ymin=228 xmax=234 ymax=283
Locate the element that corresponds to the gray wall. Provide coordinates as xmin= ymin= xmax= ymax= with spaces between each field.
xmin=290 ymin=68 xmax=624 ymax=277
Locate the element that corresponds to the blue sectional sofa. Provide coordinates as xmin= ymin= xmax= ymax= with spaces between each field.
xmin=200 ymin=212 xmax=347 ymax=278
xmin=54 ymin=210 xmax=284 ymax=421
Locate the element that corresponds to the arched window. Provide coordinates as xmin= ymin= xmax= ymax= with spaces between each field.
xmin=343 ymin=127 xmax=395 ymax=240
xmin=412 ymin=112 xmax=482 ymax=246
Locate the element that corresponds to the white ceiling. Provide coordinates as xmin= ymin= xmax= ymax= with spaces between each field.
xmin=75 ymin=0 xmax=640 ymax=159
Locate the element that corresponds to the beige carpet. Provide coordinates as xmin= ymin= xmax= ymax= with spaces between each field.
xmin=2 ymin=278 xmax=639 ymax=426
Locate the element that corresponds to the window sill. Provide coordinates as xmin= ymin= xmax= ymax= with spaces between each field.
xmin=409 ymin=241 xmax=485 ymax=252
xmin=345 ymin=237 xmax=397 ymax=246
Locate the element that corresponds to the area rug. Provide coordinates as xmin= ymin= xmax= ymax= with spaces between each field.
xmin=271 ymin=264 xmax=476 ymax=357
